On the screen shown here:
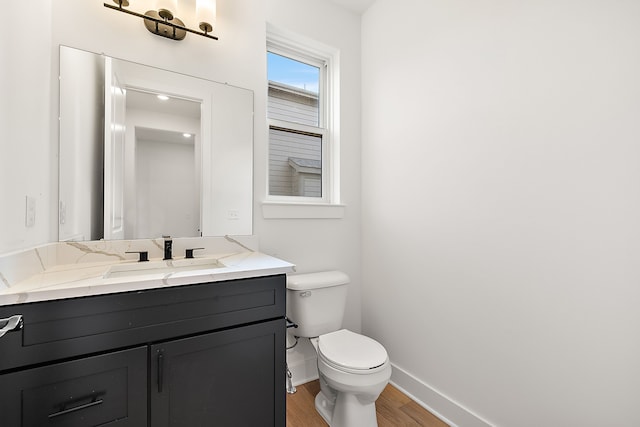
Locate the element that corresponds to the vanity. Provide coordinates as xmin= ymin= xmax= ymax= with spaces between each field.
xmin=0 ymin=40 xmax=283 ymax=425
xmin=0 ymin=238 xmax=294 ymax=427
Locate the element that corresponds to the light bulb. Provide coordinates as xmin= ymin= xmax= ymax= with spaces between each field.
xmin=196 ymin=0 xmax=216 ymax=32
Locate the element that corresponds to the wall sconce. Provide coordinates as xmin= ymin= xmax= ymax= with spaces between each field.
xmin=104 ymin=0 xmax=218 ymax=41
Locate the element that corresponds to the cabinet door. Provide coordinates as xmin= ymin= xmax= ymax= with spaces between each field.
xmin=0 ymin=346 xmax=147 ymax=427
xmin=150 ymin=318 xmax=286 ymax=427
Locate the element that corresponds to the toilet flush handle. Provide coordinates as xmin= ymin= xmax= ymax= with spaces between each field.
xmin=285 ymin=317 xmax=298 ymax=329
xmin=299 ymin=291 xmax=312 ymax=297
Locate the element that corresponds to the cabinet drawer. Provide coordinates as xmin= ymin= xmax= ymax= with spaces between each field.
xmin=0 ymin=346 xmax=147 ymax=427
xmin=0 ymin=274 xmax=286 ymax=371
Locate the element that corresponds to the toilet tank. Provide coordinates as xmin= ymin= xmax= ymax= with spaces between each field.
xmin=286 ymin=271 xmax=350 ymax=338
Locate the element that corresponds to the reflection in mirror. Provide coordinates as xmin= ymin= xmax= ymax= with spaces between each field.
xmin=59 ymin=46 xmax=253 ymax=242
xmin=133 ymin=127 xmax=199 ymax=239
xmin=116 ymin=90 xmax=201 ymax=240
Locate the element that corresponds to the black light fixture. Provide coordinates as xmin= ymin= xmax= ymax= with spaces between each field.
xmin=104 ymin=0 xmax=218 ymax=41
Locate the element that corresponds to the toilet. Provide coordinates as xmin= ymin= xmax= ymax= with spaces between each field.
xmin=287 ymin=271 xmax=391 ymax=427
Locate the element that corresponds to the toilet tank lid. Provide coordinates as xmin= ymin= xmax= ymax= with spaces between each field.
xmin=286 ymin=271 xmax=350 ymax=290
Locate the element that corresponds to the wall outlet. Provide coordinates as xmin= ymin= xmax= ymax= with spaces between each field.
xmin=25 ymin=196 xmax=36 ymax=227
xmin=227 ymin=209 xmax=240 ymax=220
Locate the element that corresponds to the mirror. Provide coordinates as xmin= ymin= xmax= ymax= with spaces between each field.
xmin=58 ymin=46 xmax=253 ymax=242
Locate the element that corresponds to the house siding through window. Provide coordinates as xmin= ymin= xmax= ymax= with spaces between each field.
xmin=268 ymin=82 xmax=321 ymax=197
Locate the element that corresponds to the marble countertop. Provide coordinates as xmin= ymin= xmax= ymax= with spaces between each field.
xmin=0 ymin=247 xmax=295 ymax=306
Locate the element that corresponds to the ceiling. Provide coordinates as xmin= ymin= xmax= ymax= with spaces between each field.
xmin=136 ymin=127 xmax=195 ymax=146
xmin=126 ymin=89 xmax=200 ymax=120
xmin=325 ymin=0 xmax=376 ymax=14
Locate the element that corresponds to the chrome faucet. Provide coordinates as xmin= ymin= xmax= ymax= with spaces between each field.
xmin=163 ymin=236 xmax=173 ymax=260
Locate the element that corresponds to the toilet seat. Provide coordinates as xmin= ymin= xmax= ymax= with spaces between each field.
xmin=318 ymin=329 xmax=388 ymax=373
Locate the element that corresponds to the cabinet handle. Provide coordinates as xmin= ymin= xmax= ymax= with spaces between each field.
xmin=0 ymin=314 xmax=23 ymax=339
xmin=157 ymin=350 xmax=164 ymax=393
xmin=48 ymin=396 xmax=104 ymax=418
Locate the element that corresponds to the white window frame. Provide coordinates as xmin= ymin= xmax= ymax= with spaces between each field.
xmin=265 ymin=25 xmax=342 ymax=217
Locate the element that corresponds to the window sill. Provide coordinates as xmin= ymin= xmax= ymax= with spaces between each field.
xmin=261 ymin=201 xmax=345 ymax=219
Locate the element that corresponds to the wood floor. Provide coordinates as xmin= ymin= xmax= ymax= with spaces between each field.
xmin=286 ymin=380 xmax=449 ymax=427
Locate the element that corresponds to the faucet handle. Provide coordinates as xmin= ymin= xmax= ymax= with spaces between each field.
xmin=185 ymin=248 xmax=205 ymax=259
xmin=126 ymin=251 xmax=149 ymax=262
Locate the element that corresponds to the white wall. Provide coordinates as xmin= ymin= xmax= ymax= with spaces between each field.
xmin=261 ymin=0 xmax=363 ymax=332
xmin=1 ymin=1 xmax=52 ymax=253
xmin=361 ymin=1 xmax=640 ymax=426
xmin=2 ymin=0 xmax=362 ymax=330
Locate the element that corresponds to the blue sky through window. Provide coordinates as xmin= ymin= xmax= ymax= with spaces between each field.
xmin=268 ymin=52 xmax=319 ymax=94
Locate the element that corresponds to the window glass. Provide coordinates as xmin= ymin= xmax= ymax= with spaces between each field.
xmin=267 ymin=49 xmax=326 ymax=198
xmin=269 ymin=127 xmax=322 ymax=197
xmin=267 ymin=52 xmax=320 ymax=127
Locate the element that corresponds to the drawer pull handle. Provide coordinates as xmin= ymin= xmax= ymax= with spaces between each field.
xmin=0 ymin=314 xmax=23 ymax=339
xmin=48 ymin=397 xmax=104 ymax=418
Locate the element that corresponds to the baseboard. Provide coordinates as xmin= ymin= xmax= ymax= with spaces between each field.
xmin=390 ymin=363 xmax=494 ymax=427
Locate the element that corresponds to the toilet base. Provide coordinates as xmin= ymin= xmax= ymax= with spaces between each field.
xmin=315 ymin=389 xmax=379 ymax=427
xmin=315 ymin=390 xmax=334 ymax=425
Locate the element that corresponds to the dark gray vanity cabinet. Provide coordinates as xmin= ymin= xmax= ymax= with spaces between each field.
xmin=0 ymin=274 xmax=286 ymax=427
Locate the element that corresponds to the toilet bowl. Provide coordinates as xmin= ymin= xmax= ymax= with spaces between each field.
xmin=287 ymin=272 xmax=391 ymax=427
xmin=312 ymin=329 xmax=392 ymax=427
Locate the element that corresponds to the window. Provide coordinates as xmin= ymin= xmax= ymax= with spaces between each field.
xmin=267 ymin=30 xmax=337 ymax=204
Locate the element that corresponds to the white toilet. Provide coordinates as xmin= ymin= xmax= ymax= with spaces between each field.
xmin=287 ymin=271 xmax=392 ymax=427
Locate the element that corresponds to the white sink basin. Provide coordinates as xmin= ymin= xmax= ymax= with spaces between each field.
xmin=104 ymin=258 xmax=224 ymax=279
